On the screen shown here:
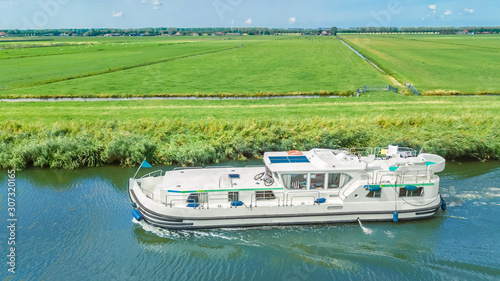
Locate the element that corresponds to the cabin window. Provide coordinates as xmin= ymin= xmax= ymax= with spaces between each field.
xmin=256 ymin=191 xmax=276 ymax=200
xmin=281 ymin=174 xmax=307 ymax=189
xmin=310 ymin=173 xmax=325 ymax=189
xmin=399 ymin=187 xmax=424 ymax=197
xmin=187 ymin=193 xmax=208 ymax=204
xmin=327 ymin=173 xmax=352 ymax=189
xmin=228 ymin=192 xmax=239 ymax=202
xmin=273 ymin=172 xmax=279 ymax=183
xmin=366 ymin=190 xmax=381 ymax=198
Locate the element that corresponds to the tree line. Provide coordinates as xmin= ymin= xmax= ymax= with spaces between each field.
xmin=1 ymin=26 xmax=499 ymax=37
xmin=339 ymin=26 xmax=500 ymax=34
xmin=0 ymin=27 xmax=336 ymax=37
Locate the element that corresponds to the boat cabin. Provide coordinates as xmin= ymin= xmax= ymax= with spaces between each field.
xmin=263 ymin=148 xmax=365 ymax=191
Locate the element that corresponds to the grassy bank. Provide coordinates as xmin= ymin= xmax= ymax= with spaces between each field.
xmin=340 ymin=34 xmax=500 ymax=94
xmin=1 ymin=93 xmax=498 ymax=169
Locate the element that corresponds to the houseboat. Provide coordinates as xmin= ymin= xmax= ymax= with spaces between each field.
xmin=129 ymin=146 xmax=446 ymax=229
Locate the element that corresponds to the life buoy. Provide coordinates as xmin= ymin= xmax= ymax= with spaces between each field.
xmin=287 ymin=150 xmax=302 ymax=156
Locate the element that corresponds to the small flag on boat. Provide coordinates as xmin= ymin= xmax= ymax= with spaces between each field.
xmin=133 ymin=159 xmax=152 ymax=179
xmin=418 ymin=148 xmax=423 ymax=155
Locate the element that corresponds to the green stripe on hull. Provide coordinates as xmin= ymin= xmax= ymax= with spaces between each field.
xmin=375 ymin=183 xmax=435 ymax=188
xmin=168 ymin=187 xmax=284 ymax=193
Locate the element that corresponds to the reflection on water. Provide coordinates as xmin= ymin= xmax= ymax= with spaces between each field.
xmin=0 ymin=161 xmax=499 ymax=280
xmin=440 ymin=160 xmax=500 ymax=179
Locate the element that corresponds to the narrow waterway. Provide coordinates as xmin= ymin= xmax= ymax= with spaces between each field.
xmin=1 ymin=161 xmax=499 ymax=280
xmin=0 ymin=95 xmax=342 ymax=102
xmin=338 ymin=36 xmax=403 ymax=87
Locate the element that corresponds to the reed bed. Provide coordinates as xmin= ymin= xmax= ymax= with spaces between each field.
xmin=1 ymin=114 xmax=498 ymax=170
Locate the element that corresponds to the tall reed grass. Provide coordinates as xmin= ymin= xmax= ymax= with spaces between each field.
xmin=1 ymin=115 xmax=498 ymax=170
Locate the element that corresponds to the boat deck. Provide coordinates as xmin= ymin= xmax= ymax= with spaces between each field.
xmin=152 ymin=166 xmax=270 ymax=192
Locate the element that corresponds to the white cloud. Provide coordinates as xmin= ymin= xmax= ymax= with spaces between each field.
xmin=152 ymin=0 xmax=160 ymax=9
xmin=112 ymin=11 xmax=122 ymax=17
xmin=444 ymin=9 xmax=452 ymax=16
xmin=464 ymin=8 xmax=474 ymax=14
xmin=288 ymin=17 xmax=296 ymax=24
xmin=429 ymin=4 xmax=437 ymax=14
xmin=245 ymin=18 xmax=252 ymax=25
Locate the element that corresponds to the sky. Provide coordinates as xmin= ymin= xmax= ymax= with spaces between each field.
xmin=0 ymin=0 xmax=499 ymax=30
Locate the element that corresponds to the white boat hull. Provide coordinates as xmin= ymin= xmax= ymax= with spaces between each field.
xmin=129 ymin=180 xmax=442 ymax=229
xmin=129 ymin=147 xmax=446 ymax=229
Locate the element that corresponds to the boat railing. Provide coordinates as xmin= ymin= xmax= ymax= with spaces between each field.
xmin=371 ymin=170 xmax=432 ymax=185
xmin=399 ymin=170 xmax=433 ymax=183
xmin=140 ymin=169 xmax=163 ymax=179
xmin=337 ymin=146 xmax=420 ymax=158
xmin=174 ymin=167 xmax=204 ymax=170
xmin=290 ymin=195 xmax=316 ymax=206
xmin=173 ymin=166 xmax=234 ymax=171
xmin=285 ymin=191 xmax=321 ymax=206
xmin=168 ymin=198 xmax=186 ymax=207
xmin=208 ymin=194 xmax=232 ymax=209
xmin=374 ymin=146 xmax=418 ymax=158
xmin=219 ymin=174 xmax=233 ymax=188
xmin=164 ymin=189 xmax=339 ymax=209
xmin=349 ymin=147 xmax=374 ymax=156
xmin=251 ymin=191 xmax=285 ymax=207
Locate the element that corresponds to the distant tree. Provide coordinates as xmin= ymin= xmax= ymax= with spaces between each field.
xmin=330 ymin=26 xmax=338 ymax=35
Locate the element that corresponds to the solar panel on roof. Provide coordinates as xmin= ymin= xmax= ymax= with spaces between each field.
xmin=289 ymin=156 xmax=309 ymax=163
xmin=269 ymin=156 xmax=310 ymax=164
xmin=268 ymin=156 xmax=290 ymax=163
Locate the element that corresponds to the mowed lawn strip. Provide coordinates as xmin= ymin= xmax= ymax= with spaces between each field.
xmin=340 ymin=34 xmax=500 ymax=94
xmin=1 ymin=93 xmax=499 ymax=123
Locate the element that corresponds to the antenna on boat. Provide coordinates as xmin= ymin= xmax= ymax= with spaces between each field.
xmin=133 ymin=158 xmax=152 ymax=179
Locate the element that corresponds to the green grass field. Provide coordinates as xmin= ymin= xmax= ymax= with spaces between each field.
xmin=1 ymin=36 xmax=390 ymax=98
xmin=1 ymin=93 xmax=499 ymax=123
xmin=1 ymin=93 xmax=498 ymax=169
xmin=2 ymin=35 xmax=500 ymax=169
xmin=340 ymin=34 xmax=500 ymax=94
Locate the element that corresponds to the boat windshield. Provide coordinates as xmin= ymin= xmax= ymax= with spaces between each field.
xmin=265 ymin=166 xmax=272 ymax=178
xmin=266 ymin=166 xmax=279 ymax=184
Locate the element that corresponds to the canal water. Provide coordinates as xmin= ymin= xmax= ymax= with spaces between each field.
xmin=1 ymin=161 xmax=499 ymax=280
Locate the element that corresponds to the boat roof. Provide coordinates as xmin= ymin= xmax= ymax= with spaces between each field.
xmin=263 ymin=149 xmax=366 ymax=172
xmin=156 ymin=166 xmax=277 ymax=192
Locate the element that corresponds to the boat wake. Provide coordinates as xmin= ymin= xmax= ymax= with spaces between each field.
xmin=357 ymin=218 xmax=373 ymax=235
xmin=133 ymin=218 xmax=248 ymax=242
xmin=445 ymin=215 xmax=468 ymax=220
xmin=384 ymin=230 xmax=394 ymax=238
